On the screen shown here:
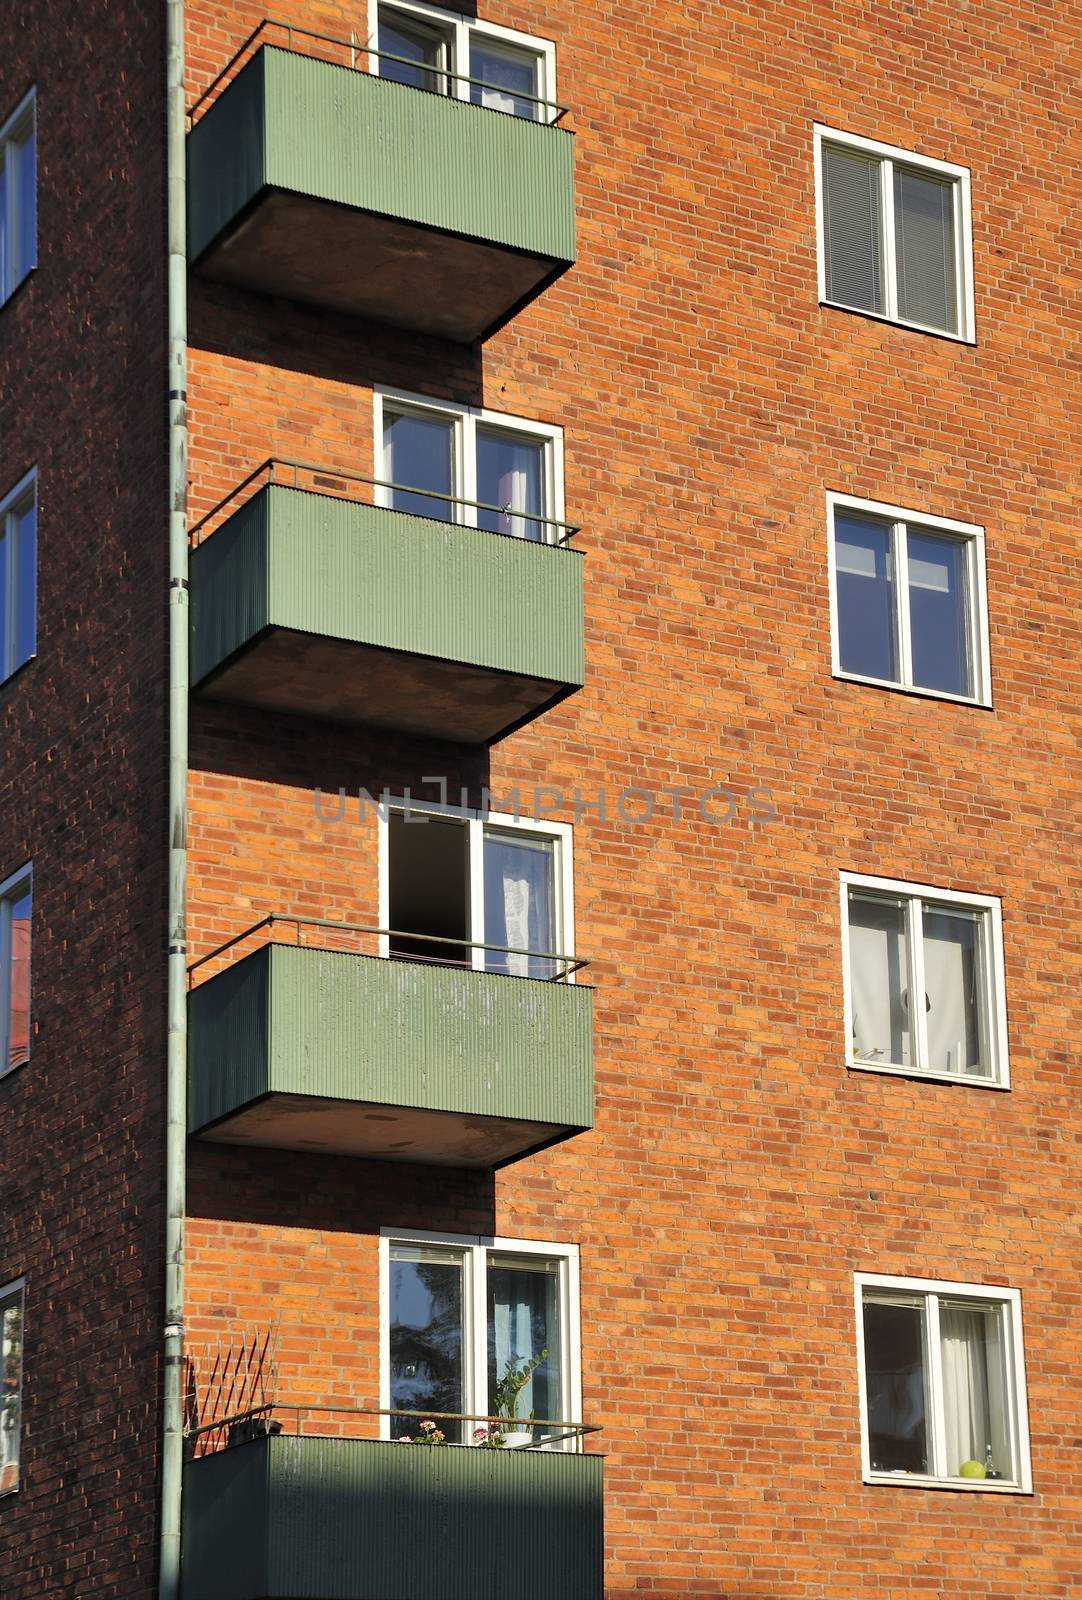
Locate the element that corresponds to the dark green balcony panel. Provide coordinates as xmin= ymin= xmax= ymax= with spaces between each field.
xmin=188 ymin=944 xmax=594 ymax=1167
xmin=187 ymin=47 xmax=576 ymax=340
xmin=183 ymin=1435 xmax=603 ymax=1600
xmin=190 ymin=485 xmax=584 ymax=744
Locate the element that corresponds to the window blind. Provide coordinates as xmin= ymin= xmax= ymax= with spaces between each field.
xmin=823 ymin=145 xmax=884 ymax=314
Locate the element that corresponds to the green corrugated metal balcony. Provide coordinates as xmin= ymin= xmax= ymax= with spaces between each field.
xmin=189 ymin=481 xmax=585 ymax=744
xmin=187 ymin=41 xmax=576 ymax=340
xmin=182 ymin=1435 xmax=603 ymax=1600
xmin=188 ymin=939 xmax=594 ymax=1167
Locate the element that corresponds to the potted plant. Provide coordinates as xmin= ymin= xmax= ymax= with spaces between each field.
xmin=487 ymin=1348 xmax=549 ymax=1448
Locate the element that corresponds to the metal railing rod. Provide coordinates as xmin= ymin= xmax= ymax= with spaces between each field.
xmin=187 ymin=914 xmax=588 ymax=981
xmin=189 ymin=457 xmax=581 ymax=546
xmin=188 ymin=19 xmax=568 ymax=124
xmin=187 ymin=1400 xmax=598 ymax=1439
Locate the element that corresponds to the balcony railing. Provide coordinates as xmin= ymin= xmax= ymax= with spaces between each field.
xmin=187 ymin=21 xmax=576 ymax=338
xmin=188 ymin=462 xmax=585 ymax=743
xmin=187 ymin=919 xmax=594 ymax=1166
xmin=182 ymin=1402 xmax=603 ymax=1600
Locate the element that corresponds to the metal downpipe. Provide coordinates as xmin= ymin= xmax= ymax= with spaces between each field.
xmin=161 ymin=0 xmax=188 ymax=1591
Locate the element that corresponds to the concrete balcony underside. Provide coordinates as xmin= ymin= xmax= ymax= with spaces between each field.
xmin=189 ymin=485 xmax=585 ymax=745
xmin=187 ymin=47 xmax=576 ymax=340
xmin=187 ymin=944 xmax=594 ymax=1168
xmin=183 ymin=1435 xmax=604 ymax=1600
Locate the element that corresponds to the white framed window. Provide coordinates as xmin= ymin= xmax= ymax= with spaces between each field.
xmin=378 ymin=799 xmax=575 ymax=979
xmin=0 ymin=470 xmax=37 ymax=682
xmin=0 ymin=1278 xmax=24 ymax=1495
xmin=841 ymin=873 xmax=1008 ymax=1089
xmin=0 ymin=864 xmax=31 ymax=1078
xmin=380 ymin=1230 xmax=581 ymax=1445
xmin=827 ymin=493 xmax=990 ymax=705
xmin=0 ymin=89 xmax=36 ymax=304
xmin=374 ymin=387 xmax=565 ymax=546
xmin=370 ymin=2 xmax=556 ymax=122
xmin=814 ymin=124 xmax=975 ymax=341
xmin=856 ymin=1274 xmax=1031 ymax=1492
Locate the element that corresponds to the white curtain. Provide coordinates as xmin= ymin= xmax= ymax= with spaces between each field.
xmin=492 ymin=1292 xmax=537 ymax=1414
xmin=940 ymin=1305 xmax=1009 ymax=1476
xmin=849 ymin=899 xmax=910 ymax=1064
xmin=502 ymin=874 xmax=531 ymax=979
xmin=923 ymin=909 xmax=983 ymax=1075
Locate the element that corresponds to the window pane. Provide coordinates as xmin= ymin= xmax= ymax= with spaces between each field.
xmin=894 ymin=166 xmax=958 ymax=334
xmin=0 ymin=518 xmax=9 ymax=678
xmin=378 ymin=13 xmax=448 ymax=94
xmin=922 ymin=905 xmax=986 ymax=1077
xmin=0 ymin=159 xmax=8 ymax=294
xmin=14 ymin=499 xmax=35 ymax=668
xmin=483 ymin=831 xmax=556 ymax=978
xmin=384 ymin=409 xmax=455 ymax=521
xmin=907 ymin=530 xmax=970 ymax=697
xmin=940 ymin=1301 xmax=1012 ymax=1479
xmin=389 ymin=1246 xmax=466 ymax=1442
xmin=475 ymin=428 xmax=546 ymax=542
xmin=469 ymin=41 xmax=539 ymax=119
xmin=823 ymin=146 xmax=884 ymax=314
xmin=8 ymin=885 xmax=30 ymax=1071
xmin=863 ymin=1298 xmax=929 ymax=1474
xmin=0 ymin=1292 xmax=22 ymax=1494
xmin=834 ymin=513 xmax=897 ymax=681
xmin=848 ymin=893 xmax=911 ymax=1066
xmin=14 ymin=125 xmax=35 ymax=281
xmin=487 ymin=1256 xmax=562 ymax=1439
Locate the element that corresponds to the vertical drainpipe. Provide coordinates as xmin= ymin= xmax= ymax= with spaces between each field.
xmin=161 ymin=0 xmax=188 ymax=1592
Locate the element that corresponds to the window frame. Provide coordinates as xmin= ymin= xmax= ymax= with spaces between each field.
xmin=368 ymin=1 xmax=556 ymax=120
xmin=0 ymin=1276 xmax=25 ymax=1497
xmin=813 ymin=123 xmax=975 ymax=343
xmin=855 ymin=1272 xmax=1031 ymax=1493
xmin=377 ymin=796 xmax=576 ymax=978
xmin=0 ymin=862 xmax=32 ymax=1080
xmin=378 ymin=1229 xmax=582 ymax=1445
xmin=840 ymin=872 xmax=1009 ymax=1090
xmin=0 ymin=468 xmax=37 ymax=683
xmin=373 ymin=387 xmax=565 ymax=545
xmin=0 ymin=87 xmax=36 ymax=305
xmin=826 ymin=492 xmax=991 ymax=707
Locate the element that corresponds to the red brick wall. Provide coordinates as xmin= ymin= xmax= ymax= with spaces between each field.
xmin=0 ymin=5 xmax=168 ymax=1595
xmin=181 ymin=1 xmax=1082 ymax=1596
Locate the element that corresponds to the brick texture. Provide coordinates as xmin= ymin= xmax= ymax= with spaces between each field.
xmin=6 ymin=0 xmax=1082 ymax=1595
xmin=0 ymin=5 xmax=168 ymax=1596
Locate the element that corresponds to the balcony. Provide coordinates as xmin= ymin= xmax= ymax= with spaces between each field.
xmin=183 ymin=1427 xmax=603 ymax=1600
xmin=189 ymin=468 xmax=585 ymax=745
xmin=187 ymin=921 xmax=594 ymax=1167
xmin=186 ymin=25 xmax=576 ymax=341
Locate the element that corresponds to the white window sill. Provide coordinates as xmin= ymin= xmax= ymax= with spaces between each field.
xmin=865 ymin=1471 xmax=1028 ymax=1494
xmin=832 ymin=669 xmax=991 ymax=710
xmin=819 ymin=297 xmax=974 ymax=346
xmin=847 ymin=1058 xmax=1009 ymax=1092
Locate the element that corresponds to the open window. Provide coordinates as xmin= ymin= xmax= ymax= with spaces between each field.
xmin=373 ymin=2 xmax=555 ymax=122
xmin=856 ymin=1274 xmax=1030 ymax=1491
xmin=383 ymin=805 xmax=573 ymax=979
xmin=382 ymin=1232 xmax=580 ymax=1445
xmin=376 ymin=388 xmax=564 ymax=545
xmin=841 ymin=873 xmax=1008 ymax=1088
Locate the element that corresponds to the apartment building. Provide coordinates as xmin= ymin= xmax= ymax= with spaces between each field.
xmin=0 ymin=1 xmax=1079 ymax=1596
